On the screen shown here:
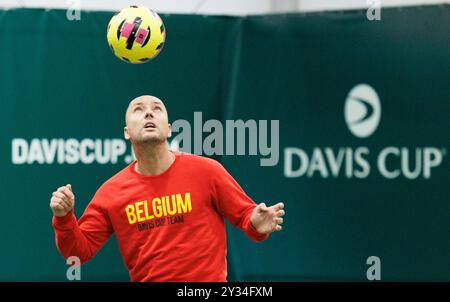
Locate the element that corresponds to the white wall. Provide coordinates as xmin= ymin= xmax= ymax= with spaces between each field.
xmin=297 ymin=0 xmax=448 ymax=12
xmin=0 ymin=0 xmax=448 ymax=15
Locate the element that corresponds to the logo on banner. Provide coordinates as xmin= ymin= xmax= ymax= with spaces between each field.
xmin=344 ymin=84 xmax=381 ymax=138
xmin=283 ymin=83 xmax=446 ymax=179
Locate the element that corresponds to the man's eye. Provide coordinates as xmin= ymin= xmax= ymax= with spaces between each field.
xmin=134 ymin=107 xmax=142 ymax=112
xmin=154 ymin=107 xmax=162 ymax=112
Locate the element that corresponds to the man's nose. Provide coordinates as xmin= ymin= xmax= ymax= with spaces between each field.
xmin=145 ymin=110 xmax=154 ymax=119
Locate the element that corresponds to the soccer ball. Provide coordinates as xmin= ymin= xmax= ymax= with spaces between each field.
xmin=107 ymin=6 xmax=166 ymax=64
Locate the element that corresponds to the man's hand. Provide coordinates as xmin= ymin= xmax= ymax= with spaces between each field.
xmin=250 ymin=202 xmax=285 ymax=235
xmin=50 ymin=184 xmax=75 ymax=217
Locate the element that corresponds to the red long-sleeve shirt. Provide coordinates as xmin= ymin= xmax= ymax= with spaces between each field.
xmin=52 ymin=151 xmax=268 ymax=281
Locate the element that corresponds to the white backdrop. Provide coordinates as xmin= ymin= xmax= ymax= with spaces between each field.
xmin=0 ymin=0 xmax=448 ymax=15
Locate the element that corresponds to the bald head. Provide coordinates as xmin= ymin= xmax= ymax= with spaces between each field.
xmin=125 ymin=95 xmax=168 ymax=126
xmin=123 ymin=95 xmax=172 ymax=144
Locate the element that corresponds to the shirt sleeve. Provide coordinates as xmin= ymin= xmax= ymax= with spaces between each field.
xmin=52 ymin=187 xmax=114 ymax=264
xmin=209 ymin=159 xmax=269 ymax=242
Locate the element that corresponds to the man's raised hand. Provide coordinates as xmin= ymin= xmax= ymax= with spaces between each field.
xmin=250 ymin=202 xmax=285 ymax=235
xmin=50 ymin=184 xmax=75 ymax=217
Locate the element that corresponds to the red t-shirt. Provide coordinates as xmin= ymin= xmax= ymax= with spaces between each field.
xmin=52 ymin=151 xmax=268 ymax=281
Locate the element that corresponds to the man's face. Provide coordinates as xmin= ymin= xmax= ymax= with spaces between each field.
xmin=124 ymin=96 xmax=172 ymax=144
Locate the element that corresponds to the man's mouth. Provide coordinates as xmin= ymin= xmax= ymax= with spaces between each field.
xmin=144 ymin=122 xmax=156 ymax=129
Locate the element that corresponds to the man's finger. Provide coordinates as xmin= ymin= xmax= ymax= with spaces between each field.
xmin=67 ymin=184 xmax=72 ymax=192
xmin=274 ymin=202 xmax=284 ymax=211
xmin=61 ymin=186 xmax=74 ymax=201
xmin=50 ymin=197 xmax=58 ymax=207
xmin=258 ymin=203 xmax=268 ymax=212
xmin=276 ymin=217 xmax=283 ymax=225
xmin=274 ymin=225 xmax=282 ymax=231
xmin=60 ymin=197 xmax=72 ymax=209
xmin=53 ymin=191 xmax=66 ymax=200
xmin=276 ymin=209 xmax=285 ymax=217
xmin=58 ymin=188 xmax=70 ymax=199
xmin=51 ymin=196 xmax=71 ymax=209
xmin=52 ymin=204 xmax=65 ymax=211
xmin=52 ymin=193 xmax=72 ymax=209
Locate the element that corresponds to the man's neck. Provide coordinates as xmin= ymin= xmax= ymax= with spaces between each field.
xmin=133 ymin=141 xmax=175 ymax=176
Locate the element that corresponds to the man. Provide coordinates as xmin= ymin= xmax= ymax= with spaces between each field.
xmin=50 ymin=95 xmax=285 ymax=282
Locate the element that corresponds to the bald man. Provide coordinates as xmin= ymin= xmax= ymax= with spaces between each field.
xmin=50 ymin=95 xmax=285 ymax=282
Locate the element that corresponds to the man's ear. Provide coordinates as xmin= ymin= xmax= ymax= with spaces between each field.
xmin=124 ymin=126 xmax=130 ymax=140
xmin=168 ymin=123 xmax=172 ymax=138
